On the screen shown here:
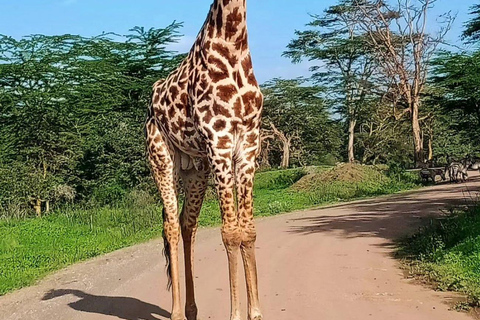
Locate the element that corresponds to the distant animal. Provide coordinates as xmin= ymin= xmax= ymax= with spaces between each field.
xmin=447 ymin=159 xmax=471 ymax=183
xmin=420 ymin=168 xmax=446 ymax=183
xmin=447 ymin=162 xmax=458 ymax=182
xmin=469 ymin=158 xmax=480 ymax=171
xmin=459 ymin=158 xmax=472 ymax=181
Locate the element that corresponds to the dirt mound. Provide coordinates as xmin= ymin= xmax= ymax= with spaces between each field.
xmin=291 ymin=163 xmax=387 ymax=191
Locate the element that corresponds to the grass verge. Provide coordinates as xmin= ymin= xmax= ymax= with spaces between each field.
xmin=397 ymin=205 xmax=480 ymax=308
xmin=1 ymin=165 xmax=420 ymax=296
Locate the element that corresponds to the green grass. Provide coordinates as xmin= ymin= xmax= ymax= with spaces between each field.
xmin=0 ymin=165 xmax=420 ymax=296
xmin=0 ymin=205 xmax=163 ymax=295
xmin=397 ymin=206 xmax=480 ymax=307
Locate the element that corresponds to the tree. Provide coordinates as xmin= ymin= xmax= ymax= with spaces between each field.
xmin=463 ymin=4 xmax=480 ymax=42
xmin=431 ymin=52 xmax=480 ymax=126
xmin=0 ymin=34 xmax=89 ymax=214
xmin=356 ymin=97 xmax=412 ymax=165
xmin=284 ymin=1 xmax=376 ymax=163
xmin=261 ymin=78 xmax=342 ymax=168
xmin=0 ymin=24 xmax=183 ymax=215
xmin=428 ymin=51 xmax=480 ymax=157
xmin=350 ymin=0 xmax=454 ymax=166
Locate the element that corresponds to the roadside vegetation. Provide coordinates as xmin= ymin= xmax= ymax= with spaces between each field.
xmin=0 ymin=164 xmax=420 ymax=295
xmin=398 ymin=205 xmax=480 ymax=307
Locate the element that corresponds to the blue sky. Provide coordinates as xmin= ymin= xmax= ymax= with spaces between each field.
xmin=0 ymin=0 xmax=476 ymax=83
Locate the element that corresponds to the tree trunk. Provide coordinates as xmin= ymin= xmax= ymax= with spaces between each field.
xmin=34 ymin=199 xmax=42 ymax=217
xmin=270 ymin=123 xmax=292 ymax=169
xmin=282 ymin=138 xmax=291 ymax=169
xmin=259 ymin=136 xmax=273 ymax=169
xmin=348 ymin=118 xmax=356 ymax=163
xmin=428 ymin=135 xmax=433 ymax=161
xmin=411 ymin=100 xmax=424 ymax=167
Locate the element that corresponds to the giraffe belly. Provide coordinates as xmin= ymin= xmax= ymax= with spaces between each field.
xmin=163 ymin=125 xmax=207 ymax=158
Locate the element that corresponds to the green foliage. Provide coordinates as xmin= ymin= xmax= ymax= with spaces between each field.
xmin=0 ymin=202 xmax=163 ymax=295
xmin=356 ymin=105 xmax=414 ymax=166
xmin=254 ymin=167 xmax=309 ymax=190
xmin=0 ymin=161 xmax=64 ymax=218
xmin=463 ymin=4 xmax=480 ymax=42
xmin=291 ymin=164 xmax=420 ymax=195
xmin=284 ymin=1 xmax=377 ymax=162
xmin=398 ymin=206 xmax=480 ymax=306
xmin=0 ymin=23 xmax=183 ymax=216
xmin=429 ymin=51 xmax=480 ymax=158
xmin=261 ymin=78 xmax=343 ymax=166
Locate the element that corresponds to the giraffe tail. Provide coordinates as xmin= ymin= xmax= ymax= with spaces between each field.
xmin=162 ymin=207 xmax=173 ymax=290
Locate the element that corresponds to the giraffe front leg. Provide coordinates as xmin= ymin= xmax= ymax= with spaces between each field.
xmin=236 ymin=144 xmax=263 ymax=320
xmin=224 ymin=234 xmax=242 ymax=320
xmin=208 ymin=147 xmax=242 ymax=320
xmin=180 ymin=164 xmax=210 ymax=320
xmin=146 ymin=119 xmax=184 ymax=320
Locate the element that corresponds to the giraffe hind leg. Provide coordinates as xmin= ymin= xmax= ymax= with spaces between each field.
xmin=146 ymin=118 xmax=184 ymax=320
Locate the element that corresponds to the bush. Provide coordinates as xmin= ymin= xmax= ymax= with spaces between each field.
xmin=90 ymin=183 xmax=127 ymax=206
xmin=398 ymin=206 xmax=480 ymax=306
xmin=255 ymin=168 xmax=308 ymax=190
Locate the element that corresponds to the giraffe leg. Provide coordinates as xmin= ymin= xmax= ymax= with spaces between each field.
xmin=179 ymin=163 xmax=210 ymax=320
xmin=146 ymin=119 xmax=184 ymax=320
xmin=236 ymin=137 xmax=263 ymax=320
xmin=208 ymin=146 xmax=241 ymax=320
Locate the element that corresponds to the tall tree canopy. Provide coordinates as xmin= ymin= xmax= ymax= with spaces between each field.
xmin=429 ymin=51 xmax=480 ymax=158
xmin=284 ymin=1 xmax=376 ymax=163
xmin=0 ymin=23 xmax=183 ymax=215
xmin=349 ymin=0 xmax=454 ymax=166
xmin=261 ymin=78 xmax=342 ymax=168
xmin=464 ymin=4 xmax=480 ymax=42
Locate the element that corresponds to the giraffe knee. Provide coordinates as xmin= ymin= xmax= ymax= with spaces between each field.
xmin=239 ymin=221 xmax=257 ymax=243
xmin=242 ymin=228 xmax=257 ymax=246
xmin=221 ymin=227 xmax=242 ymax=247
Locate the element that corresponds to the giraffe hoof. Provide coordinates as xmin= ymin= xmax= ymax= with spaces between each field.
xmin=170 ymin=314 xmax=186 ymax=320
xmin=185 ymin=304 xmax=198 ymax=320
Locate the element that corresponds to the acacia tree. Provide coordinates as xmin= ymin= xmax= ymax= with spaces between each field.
xmin=350 ymin=0 xmax=454 ymax=166
xmin=356 ymin=96 xmax=410 ymax=164
xmin=463 ymin=4 xmax=480 ymax=42
xmin=261 ymin=78 xmax=341 ymax=168
xmin=428 ymin=51 xmax=480 ymax=157
xmin=0 ymin=24 xmax=182 ymax=215
xmin=284 ymin=1 xmax=376 ymax=163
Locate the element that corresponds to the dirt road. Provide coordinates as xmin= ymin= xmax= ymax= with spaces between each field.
xmin=1 ymin=173 xmax=479 ymax=320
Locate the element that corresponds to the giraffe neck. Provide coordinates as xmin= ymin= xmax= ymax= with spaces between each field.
xmin=204 ymin=0 xmax=248 ymax=46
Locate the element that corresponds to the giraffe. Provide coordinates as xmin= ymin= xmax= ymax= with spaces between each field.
xmin=145 ymin=1 xmax=263 ymax=320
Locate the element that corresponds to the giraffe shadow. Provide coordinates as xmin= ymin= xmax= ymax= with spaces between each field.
xmin=42 ymin=289 xmax=170 ymax=320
